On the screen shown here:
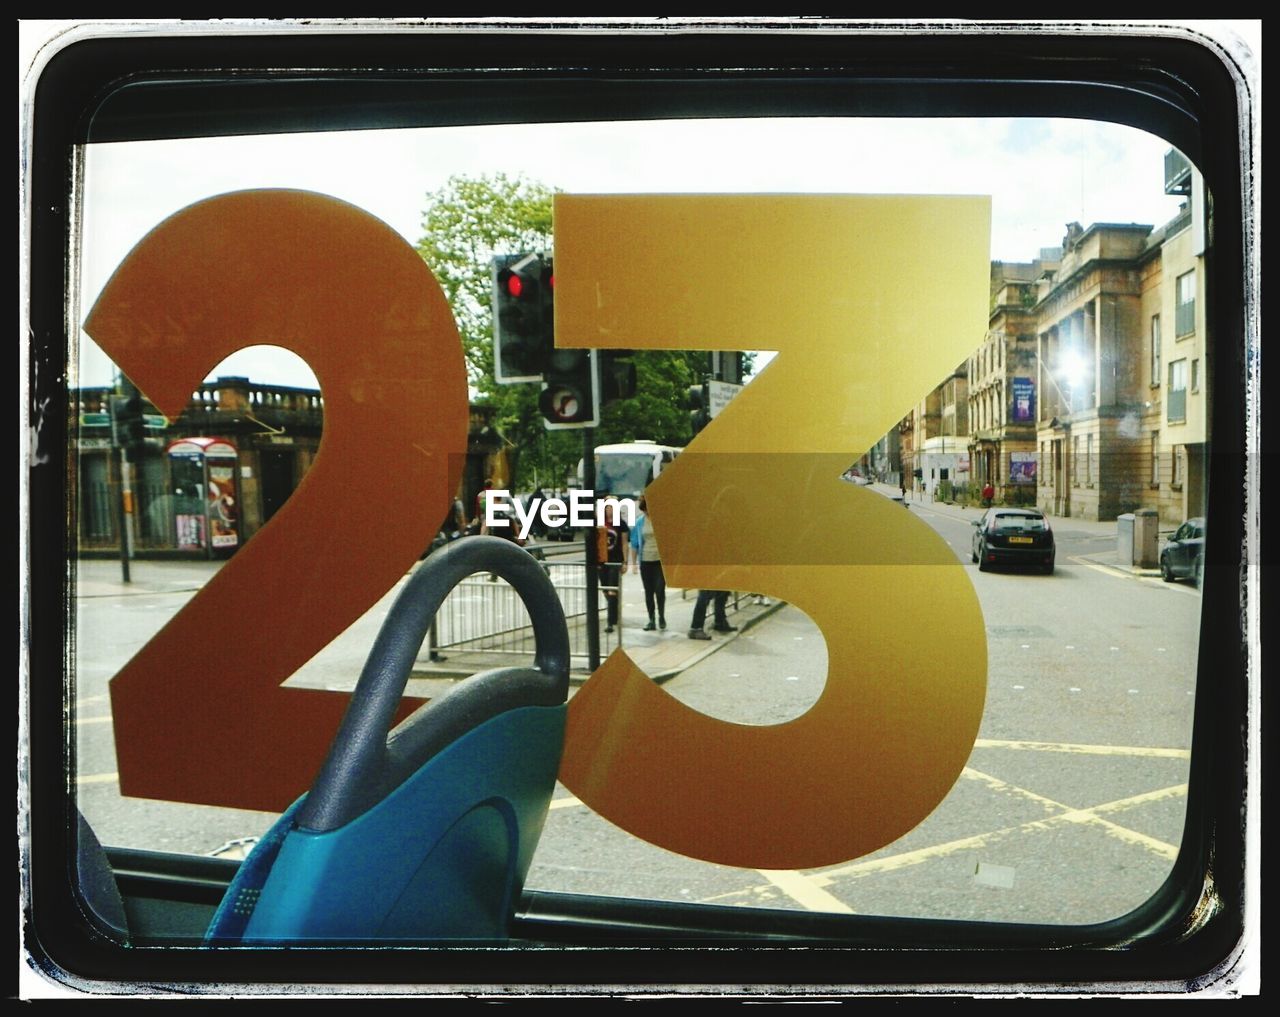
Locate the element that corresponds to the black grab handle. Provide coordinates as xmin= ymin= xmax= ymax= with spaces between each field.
xmin=296 ymin=536 xmax=570 ymax=832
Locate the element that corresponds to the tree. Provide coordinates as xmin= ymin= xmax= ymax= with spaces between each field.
xmin=415 ymin=174 xmax=708 ymax=488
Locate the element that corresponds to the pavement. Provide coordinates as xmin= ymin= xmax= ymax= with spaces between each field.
xmin=70 ymin=548 xmax=784 ymax=693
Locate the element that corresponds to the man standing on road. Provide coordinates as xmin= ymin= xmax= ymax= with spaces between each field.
xmin=982 ymin=481 xmax=995 ymax=508
xmin=688 ymin=589 xmax=734 ymax=640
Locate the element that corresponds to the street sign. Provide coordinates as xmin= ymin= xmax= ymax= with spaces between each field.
xmin=707 ymin=379 xmax=743 ymax=418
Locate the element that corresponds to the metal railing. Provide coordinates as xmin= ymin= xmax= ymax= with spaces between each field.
xmin=422 ymin=565 xmax=762 ymax=667
xmin=79 ymin=481 xmax=184 ymax=549
xmin=425 ymin=559 xmax=622 ymax=664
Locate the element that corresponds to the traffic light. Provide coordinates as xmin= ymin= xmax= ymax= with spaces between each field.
xmin=687 ymin=382 xmax=710 ymax=435
xmin=539 ymin=347 xmax=599 ymax=428
xmin=112 ymin=393 xmax=148 ymax=461
xmin=599 ymin=350 xmax=637 ymax=405
xmin=492 ymin=253 xmax=553 ymax=383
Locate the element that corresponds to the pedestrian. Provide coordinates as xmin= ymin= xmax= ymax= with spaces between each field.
xmin=595 ymin=490 xmax=629 ymax=635
xmin=525 ymin=488 xmax=548 ymax=541
xmin=688 ymin=589 xmax=734 ymax=640
xmin=900 ymin=476 xmax=907 ymax=499
xmin=629 ymin=496 xmax=667 ymax=631
xmin=474 ymin=478 xmax=494 ymax=535
xmin=982 ymin=481 xmax=995 ymax=508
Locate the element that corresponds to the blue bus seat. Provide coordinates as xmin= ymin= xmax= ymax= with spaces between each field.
xmin=205 ymin=536 xmax=570 ymax=944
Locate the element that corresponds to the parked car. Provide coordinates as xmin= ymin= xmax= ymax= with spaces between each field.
xmin=1160 ymin=517 xmax=1205 ymax=585
xmin=971 ymin=507 xmax=1055 ymax=574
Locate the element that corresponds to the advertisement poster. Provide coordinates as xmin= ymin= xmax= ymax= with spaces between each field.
xmin=175 ymin=513 xmax=205 ymax=550
xmin=1012 ymin=377 xmax=1036 ymax=423
xmin=207 ymin=463 xmax=240 ymax=548
xmin=1009 ymin=451 xmax=1037 ymax=485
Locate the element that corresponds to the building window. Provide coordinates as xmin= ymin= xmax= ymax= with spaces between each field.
xmin=1168 ymin=360 xmax=1188 ymax=423
xmin=1176 ymin=269 xmax=1196 ymax=337
xmin=1086 ymin=433 xmax=1094 ymax=485
xmin=1191 ymin=358 xmax=1200 ymax=393
xmin=1172 ymin=444 xmax=1184 ymax=489
xmin=1151 ymin=315 xmax=1161 ymax=385
xmin=1072 ymin=435 xmax=1080 ymax=486
xmin=1151 ymin=432 xmax=1160 ymax=487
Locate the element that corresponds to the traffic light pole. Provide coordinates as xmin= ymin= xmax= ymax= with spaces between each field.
xmin=109 ymin=401 xmax=131 ymax=585
xmin=583 ymin=426 xmax=600 ymax=673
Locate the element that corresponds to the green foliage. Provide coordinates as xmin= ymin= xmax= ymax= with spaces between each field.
xmin=415 ymin=174 xmax=712 ymax=489
xmin=415 ymin=173 xmax=554 ymax=383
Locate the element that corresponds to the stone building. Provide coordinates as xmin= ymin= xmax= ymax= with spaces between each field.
xmin=73 ymin=377 xmax=511 ymax=558
xmin=1147 ymin=150 xmax=1211 ymax=525
xmin=1031 ymin=151 xmax=1209 ymax=524
xmin=967 ymin=253 xmax=1060 ymax=506
xmin=1032 ymin=222 xmax=1156 ymax=521
xmin=74 ymin=377 xmax=325 ymax=557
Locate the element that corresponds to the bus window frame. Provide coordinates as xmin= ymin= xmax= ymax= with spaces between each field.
xmin=23 ymin=23 xmax=1254 ymax=993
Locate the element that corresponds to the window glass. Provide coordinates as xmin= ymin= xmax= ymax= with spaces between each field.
xmin=72 ymin=115 xmax=1203 ymax=932
xmin=594 ymin=454 xmax=655 ymax=497
xmin=1168 ymin=359 xmax=1188 ymax=422
xmin=992 ymin=513 xmax=1047 ymax=531
xmin=1151 ymin=314 xmax=1162 ymax=383
xmin=1176 ymin=270 xmax=1196 ymax=337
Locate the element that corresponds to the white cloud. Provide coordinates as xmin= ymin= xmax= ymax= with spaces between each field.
xmin=76 ymin=116 xmax=1187 ymax=389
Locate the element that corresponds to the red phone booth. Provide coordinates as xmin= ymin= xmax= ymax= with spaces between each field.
xmin=166 ymin=437 xmax=241 ymax=558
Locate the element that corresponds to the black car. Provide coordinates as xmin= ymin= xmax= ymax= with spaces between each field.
xmin=1160 ymin=517 xmax=1205 ymax=586
xmin=971 ymin=508 xmax=1055 ymax=574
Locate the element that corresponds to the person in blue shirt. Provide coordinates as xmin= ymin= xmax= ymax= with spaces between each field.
xmin=629 ymin=496 xmax=667 ymax=631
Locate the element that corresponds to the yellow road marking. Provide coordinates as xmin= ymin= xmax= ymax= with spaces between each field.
xmin=1069 ymin=555 xmax=1200 ymax=596
xmin=1056 ymin=810 xmax=1180 ymax=861
xmin=549 ymin=794 xmax=584 ymax=810
xmin=959 ymin=766 xmax=1064 ymax=813
xmin=813 ymin=830 xmax=1007 ymax=884
xmin=75 ymin=772 xmax=118 ymax=785
xmin=973 ymin=738 xmax=1190 ymax=759
xmin=757 ymin=869 xmax=856 ymax=914
xmin=813 ymin=782 xmax=1187 ymax=884
xmin=962 ymin=767 xmax=1183 ymax=860
xmin=1070 ymin=555 xmax=1137 ymax=580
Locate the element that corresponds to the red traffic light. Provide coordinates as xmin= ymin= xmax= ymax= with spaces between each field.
xmin=505 ymin=273 xmax=525 ymax=298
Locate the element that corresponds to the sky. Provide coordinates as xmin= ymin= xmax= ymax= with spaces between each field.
xmin=74 ymin=115 xmax=1189 ymax=392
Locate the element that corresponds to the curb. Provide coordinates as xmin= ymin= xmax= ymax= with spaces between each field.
xmin=645 ymin=597 xmax=787 ymax=685
xmin=409 ymin=597 xmax=789 ymax=686
xmin=1073 ymin=552 xmax=1162 ymax=579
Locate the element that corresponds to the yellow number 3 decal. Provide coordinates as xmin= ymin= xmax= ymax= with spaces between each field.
xmin=554 ymin=195 xmax=991 ymax=869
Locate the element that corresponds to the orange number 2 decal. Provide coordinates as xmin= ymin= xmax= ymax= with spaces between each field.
xmin=84 ymin=191 xmax=468 ymax=812
xmin=554 ymin=195 xmax=991 ymax=869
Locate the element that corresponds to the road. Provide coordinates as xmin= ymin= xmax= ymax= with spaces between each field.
xmin=69 ymin=501 xmax=1202 ymax=927
xmin=526 ymin=499 xmax=1201 ymax=926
